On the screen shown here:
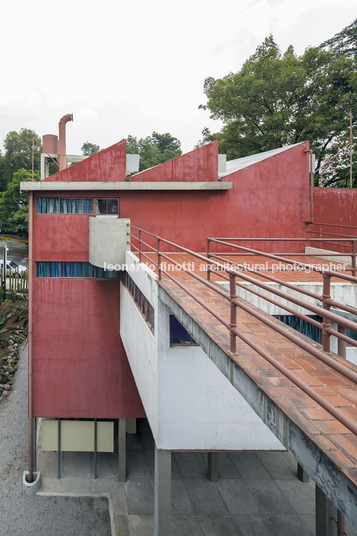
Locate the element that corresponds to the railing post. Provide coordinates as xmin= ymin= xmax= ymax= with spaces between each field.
xmin=352 ymin=239 xmax=356 ymax=277
xmin=322 ymin=273 xmax=331 ymax=353
xmin=157 ymin=238 xmax=162 ymax=281
xmin=207 ymin=239 xmax=211 ymax=282
xmin=138 ymin=229 xmax=142 ymax=263
xmin=229 ymin=272 xmax=237 ymax=354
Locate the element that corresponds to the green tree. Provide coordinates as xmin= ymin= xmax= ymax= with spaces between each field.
xmin=126 ymin=132 xmax=182 ymax=171
xmin=321 ymin=18 xmax=357 ymax=59
xmin=200 ymin=27 xmax=357 ymax=186
xmin=81 ymin=141 xmax=100 ymax=156
xmin=0 ymin=169 xmax=39 ymax=236
xmin=1 ymin=129 xmax=41 ymax=188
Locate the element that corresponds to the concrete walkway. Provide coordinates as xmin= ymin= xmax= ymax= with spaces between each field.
xmin=0 ymin=344 xmax=111 ymax=536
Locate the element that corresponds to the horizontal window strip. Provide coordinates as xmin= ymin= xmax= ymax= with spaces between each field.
xmin=36 ymin=198 xmax=119 ymax=215
xmin=36 ymin=262 xmax=119 ymax=279
xmin=122 ymin=271 xmax=155 ymax=332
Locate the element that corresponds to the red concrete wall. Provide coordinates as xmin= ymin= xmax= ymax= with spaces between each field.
xmin=32 ymin=278 xmax=144 ymax=418
xmin=313 ymin=188 xmax=357 ymax=228
xmin=32 ymin=140 xmax=310 ymax=418
xmin=43 ymin=140 xmax=127 ymax=182
xmin=131 ymin=141 xmax=218 ymax=182
xmin=122 ymin=142 xmax=311 ymax=251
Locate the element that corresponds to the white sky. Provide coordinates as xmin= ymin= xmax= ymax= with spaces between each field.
xmin=0 ymin=0 xmax=355 ymax=154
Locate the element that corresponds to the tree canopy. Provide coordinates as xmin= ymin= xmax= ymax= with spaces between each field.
xmin=81 ymin=141 xmax=100 ymax=156
xmin=200 ymin=22 xmax=357 ymax=187
xmin=0 ymin=128 xmax=40 ymax=190
xmin=126 ymin=132 xmax=182 ymax=171
xmin=0 ymin=169 xmax=39 ymax=237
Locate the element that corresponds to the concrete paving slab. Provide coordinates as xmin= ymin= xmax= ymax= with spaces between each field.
xmin=216 ymin=452 xmax=243 ymax=479
xmin=62 ymin=451 xmax=92 ymax=478
xmin=127 ymin=449 xmax=151 ymax=479
xmin=128 ymin=514 xmax=154 ymax=536
xmin=217 ymin=479 xmax=261 ymax=515
xmin=171 ymin=479 xmax=194 ymax=514
xmin=126 ymin=478 xmax=154 ymax=515
xmin=268 ymin=514 xmax=313 ymax=536
xmin=169 ymin=514 xmax=202 ymax=535
xmin=246 ymin=479 xmax=296 ymax=515
xmin=198 ymin=514 xmax=238 ymax=536
xmin=275 ymin=478 xmax=315 ymax=514
xmin=232 ymin=513 xmax=271 ymax=535
xmin=175 ymin=452 xmax=208 ymax=479
xmin=256 ymin=451 xmax=297 ymax=479
xmin=229 ymin=452 xmax=271 ymax=479
xmin=96 ymin=452 xmax=118 ymax=479
xmin=185 ymin=479 xmax=229 ymax=515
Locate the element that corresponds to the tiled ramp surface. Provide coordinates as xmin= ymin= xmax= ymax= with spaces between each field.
xmin=157 ymin=268 xmax=357 ymax=528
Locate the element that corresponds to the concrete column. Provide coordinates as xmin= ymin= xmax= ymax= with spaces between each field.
xmin=297 ymin=462 xmax=310 ymax=483
xmin=118 ymin=418 xmax=126 ymax=482
xmin=154 ymin=447 xmax=171 ymax=536
xmin=316 ymin=485 xmax=337 ymax=536
xmin=208 ymin=452 xmax=219 ymax=482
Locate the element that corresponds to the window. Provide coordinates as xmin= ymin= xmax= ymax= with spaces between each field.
xmin=96 ymin=199 xmax=119 ymax=215
xmin=37 ymin=197 xmax=118 ymax=215
xmin=122 ymin=271 xmax=155 ymax=332
xmin=59 ymin=199 xmax=94 ymax=214
xmin=37 ymin=198 xmax=58 ymax=214
xmin=170 ymin=315 xmax=197 ymax=346
xmin=36 ymin=262 xmax=118 ymax=279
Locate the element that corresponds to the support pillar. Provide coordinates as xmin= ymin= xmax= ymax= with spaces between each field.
xmin=118 ymin=418 xmax=126 ymax=482
xmin=208 ymin=452 xmax=219 ymax=482
xmin=297 ymin=462 xmax=310 ymax=483
xmin=154 ymin=447 xmax=171 ymax=536
xmin=316 ymin=485 xmax=337 ymax=536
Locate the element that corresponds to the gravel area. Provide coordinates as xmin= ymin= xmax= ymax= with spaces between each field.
xmin=0 ymin=343 xmax=111 ymax=536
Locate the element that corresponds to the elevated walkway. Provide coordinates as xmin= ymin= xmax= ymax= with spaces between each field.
xmin=120 ymin=229 xmax=357 ymax=535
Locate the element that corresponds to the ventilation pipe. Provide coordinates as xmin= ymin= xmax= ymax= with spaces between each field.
xmin=58 ymin=113 xmax=73 ymax=171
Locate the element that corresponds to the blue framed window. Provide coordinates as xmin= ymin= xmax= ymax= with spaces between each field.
xmin=36 ymin=262 xmax=119 ymax=279
xmin=38 ymin=198 xmax=95 ymax=214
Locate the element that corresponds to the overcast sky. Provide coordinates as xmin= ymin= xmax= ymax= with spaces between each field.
xmin=0 ymin=0 xmax=355 ymax=155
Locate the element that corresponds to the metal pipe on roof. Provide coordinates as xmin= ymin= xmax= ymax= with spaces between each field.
xmin=58 ymin=113 xmax=73 ymax=171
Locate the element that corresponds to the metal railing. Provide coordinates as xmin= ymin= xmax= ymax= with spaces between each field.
xmin=130 ymin=226 xmax=357 ymax=435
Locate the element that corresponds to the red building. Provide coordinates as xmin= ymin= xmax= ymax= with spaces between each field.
xmin=21 ymin=138 xmax=357 ymax=535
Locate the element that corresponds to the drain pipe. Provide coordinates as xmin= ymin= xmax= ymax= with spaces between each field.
xmin=58 ymin=113 xmax=73 ymax=171
xmin=28 ymin=191 xmax=34 ymax=481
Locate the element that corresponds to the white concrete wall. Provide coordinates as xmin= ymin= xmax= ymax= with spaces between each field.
xmin=156 ymin=302 xmax=283 ymax=451
xmin=121 ymin=251 xmax=283 ymax=451
xmin=120 ymin=252 xmax=159 ymax=440
xmin=89 ymin=217 xmax=130 ymax=268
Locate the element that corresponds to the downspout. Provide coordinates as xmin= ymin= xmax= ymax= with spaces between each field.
xmin=58 ymin=113 xmax=73 ymax=171
xmin=28 ymin=191 xmax=34 ymax=481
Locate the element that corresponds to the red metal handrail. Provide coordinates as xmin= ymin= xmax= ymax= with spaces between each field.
xmin=129 ymin=227 xmax=357 ymax=435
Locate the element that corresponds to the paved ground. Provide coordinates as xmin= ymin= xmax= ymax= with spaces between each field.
xmin=0 ymin=343 xmax=111 ymax=536
xmin=4 ymin=345 xmax=357 ymax=536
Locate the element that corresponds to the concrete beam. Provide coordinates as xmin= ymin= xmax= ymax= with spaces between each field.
xmin=154 ymin=447 xmax=171 ymax=536
xmin=158 ymin=286 xmax=357 ymax=530
xmin=20 ymin=181 xmax=233 ymax=192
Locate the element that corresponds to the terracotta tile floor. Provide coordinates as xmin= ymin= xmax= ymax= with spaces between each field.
xmin=141 ymin=252 xmax=357 ymax=489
